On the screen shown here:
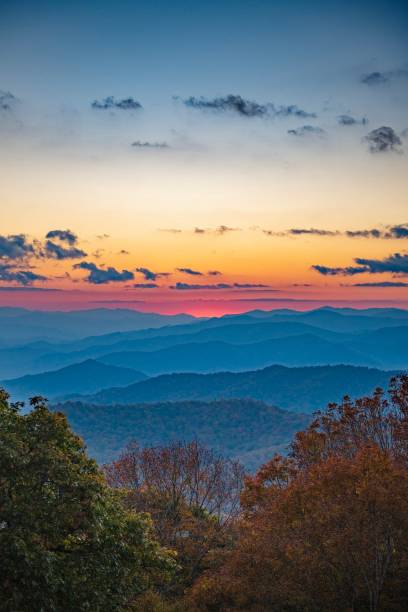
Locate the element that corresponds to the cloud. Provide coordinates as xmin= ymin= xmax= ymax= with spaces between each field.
xmin=44 ymin=240 xmax=86 ymax=260
xmin=159 ymin=228 xmax=182 ymax=234
xmin=346 ymin=225 xmax=408 ymax=239
xmin=365 ymin=126 xmax=403 ymax=153
xmin=361 ymin=71 xmax=389 ymax=86
xmin=354 ymin=253 xmax=408 ymax=275
xmin=351 ymin=281 xmax=408 ymax=287
xmin=313 ymin=252 xmax=408 ymax=277
xmin=312 ymin=265 xmax=367 ymax=276
xmin=337 ymin=114 xmax=368 ymax=126
xmin=170 ymin=282 xmax=272 ymax=290
xmin=177 ymin=267 xmax=203 ymax=276
xmin=193 ymin=225 xmax=240 ymax=235
xmin=233 ymin=283 xmax=271 ymax=288
xmin=208 ymin=270 xmax=222 ymax=276
xmin=131 ymin=141 xmax=169 ymax=148
xmin=74 ymin=262 xmax=134 ymax=284
xmin=176 ymin=95 xmax=315 ymax=119
xmin=289 ymin=228 xmax=338 ymax=236
xmin=91 ymin=96 xmax=142 ymax=111
xmin=136 ymin=267 xmax=170 ymax=281
xmin=288 ymin=125 xmax=325 ymax=137
xmin=133 ymin=283 xmax=159 ymax=288
xmin=0 ymin=264 xmax=47 ymax=285
xmin=0 ymin=90 xmax=18 ymax=112
xmin=170 ymin=282 xmax=232 ymax=290
xmin=0 ymin=286 xmax=61 ymax=292
xmin=0 ymin=234 xmax=36 ymax=260
xmin=45 ymin=229 xmax=78 ymax=244
xmin=361 ymin=68 xmax=408 ymax=86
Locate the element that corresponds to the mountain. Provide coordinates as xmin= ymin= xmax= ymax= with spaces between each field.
xmin=2 ymin=359 xmax=147 ymax=401
xmin=0 ymin=307 xmax=198 ymax=345
xmin=80 ymin=364 xmax=396 ymax=413
xmin=97 ymin=334 xmax=375 ymax=375
xmin=53 ymin=398 xmax=311 ymax=469
xmin=1 ymin=307 xmax=407 ymax=379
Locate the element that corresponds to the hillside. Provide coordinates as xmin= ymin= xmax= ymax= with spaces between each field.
xmin=79 ymin=364 xmax=397 ymax=413
xmin=2 ymin=359 xmax=147 ymax=401
xmin=53 ymin=398 xmax=311 ymax=469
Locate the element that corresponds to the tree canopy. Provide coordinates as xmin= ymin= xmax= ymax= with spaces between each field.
xmin=0 ymin=391 xmax=175 ymax=612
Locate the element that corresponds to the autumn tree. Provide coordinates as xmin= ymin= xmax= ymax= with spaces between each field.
xmin=104 ymin=440 xmax=244 ymax=594
xmin=189 ymin=375 xmax=408 ymax=612
xmin=0 ymin=391 xmax=175 ymax=612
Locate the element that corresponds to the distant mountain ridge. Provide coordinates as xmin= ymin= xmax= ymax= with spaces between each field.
xmin=2 ymin=359 xmax=147 ymax=401
xmin=77 ymin=364 xmax=398 ymax=413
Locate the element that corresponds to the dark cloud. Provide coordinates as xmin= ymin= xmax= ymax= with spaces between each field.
xmin=0 ymin=90 xmax=18 ymax=112
xmin=289 ymin=228 xmax=338 ymax=236
xmin=170 ymin=282 xmax=232 ymax=290
xmin=208 ymin=270 xmax=222 ymax=276
xmin=361 ymin=68 xmax=408 ymax=86
xmin=0 ymin=264 xmax=47 ymax=285
xmin=233 ymin=283 xmax=270 ymax=288
xmin=312 ymin=265 xmax=367 ymax=276
xmin=337 ymin=114 xmax=368 ymax=126
xmin=44 ymin=240 xmax=87 ymax=260
xmin=313 ymin=252 xmax=408 ymax=277
xmin=91 ymin=96 xmax=142 ymax=111
xmin=365 ymin=126 xmax=403 ymax=153
xmin=177 ymin=267 xmax=203 ymax=276
xmin=176 ymin=95 xmax=315 ymax=119
xmin=136 ymin=267 xmax=170 ymax=281
xmin=351 ymin=281 xmax=408 ymax=287
xmin=194 ymin=227 xmax=206 ymax=234
xmin=131 ymin=141 xmax=168 ymax=148
xmin=74 ymin=262 xmax=134 ymax=284
xmin=288 ymin=125 xmax=325 ymax=137
xmin=354 ymin=253 xmax=408 ymax=275
xmin=45 ymin=229 xmax=78 ymax=245
xmin=361 ymin=71 xmax=389 ymax=86
xmin=0 ymin=234 xmax=36 ymax=260
xmin=345 ymin=229 xmax=382 ymax=238
xmin=133 ymin=283 xmax=159 ymax=289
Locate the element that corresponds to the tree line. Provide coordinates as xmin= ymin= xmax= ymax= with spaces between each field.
xmin=1 ymin=376 xmax=407 ymax=610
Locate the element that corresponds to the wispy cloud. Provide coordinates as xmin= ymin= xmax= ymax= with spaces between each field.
xmin=177 ymin=267 xmax=203 ymax=276
xmin=0 ymin=90 xmax=19 ymax=112
xmin=361 ymin=67 xmax=408 ymax=86
xmin=74 ymin=262 xmax=134 ymax=284
xmin=91 ymin=96 xmax=142 ymax=111
xmin=170 ymin=282 xmax=272 ymax=290
xmin=262 ymin=224 xmax=408 ymax=240
xmin=133 ymin=283 xmax=159 ymax=289
xmin=131 ymin=141 xmax=169 ymax=148
xmin=337 ymin=114 xmax=368 ymax=126
xmin=350 ymin=281 xmax=408 ymax=287
xmin=288 ymin=125 xmax=325 ymax=137
xmin=176 ymin=95 xmax=316 ymax=119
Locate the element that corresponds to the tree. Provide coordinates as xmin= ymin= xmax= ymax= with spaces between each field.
xmin=188 ymin=375 xmax=408 ymax=611
xmin=104 ymin=440 xmax=244 ymax=594
xmin=0 ymin=391 xmax=175 ymax=612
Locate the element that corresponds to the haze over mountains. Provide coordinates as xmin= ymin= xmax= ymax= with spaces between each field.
xmin=1 ymin=306 xmax=406 ymax=468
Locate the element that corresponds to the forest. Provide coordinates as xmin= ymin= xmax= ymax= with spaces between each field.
xmin=1 ymin=375 xmax=407 ymax=611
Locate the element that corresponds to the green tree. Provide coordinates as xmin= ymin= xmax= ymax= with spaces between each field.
xmin=0 ymin=391 xmax=175 ymax=612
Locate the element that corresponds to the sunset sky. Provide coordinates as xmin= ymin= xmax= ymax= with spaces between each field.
xmin=0 ymin=0 xmax=407 ymax=315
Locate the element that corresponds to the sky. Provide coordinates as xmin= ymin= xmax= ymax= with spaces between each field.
xmin=0 ymin=0 xmax=407 ymax=315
